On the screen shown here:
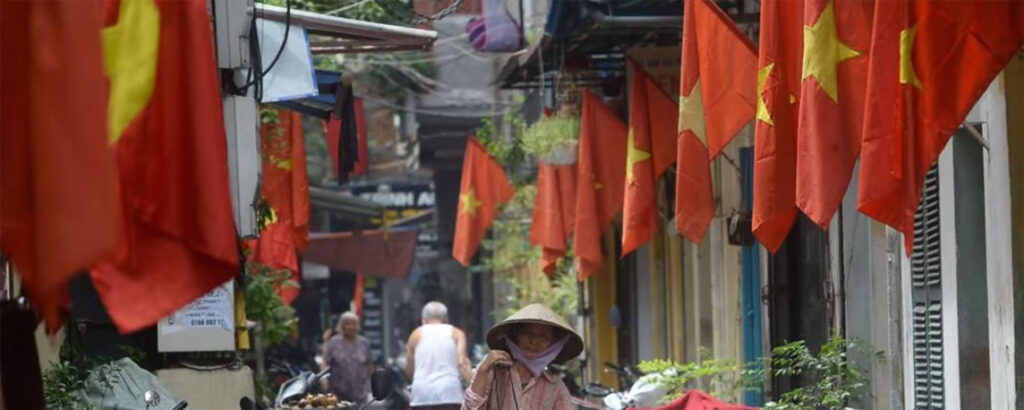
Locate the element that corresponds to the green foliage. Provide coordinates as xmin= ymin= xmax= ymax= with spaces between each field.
xmin=42 ymin=345 xmax=145 ymax=409
xmin=253 ymin=375 xmax=275 ymax=405
xmin=244 ymin=255 xmax=299 ymax=347
xmin=471 ymin=186 xmax=537 ymax=275
xmin=638 ymin=336 xmax=876 ymax=409
xmin=521 ymin=115 xmax=580 ymax=159
xmin=638 ymin=348 xmax=761 ymax=403
xmin=500 ymin=260 xmax=579 ymax=324
xmin=260 ymin=0 xmax=415 ymax=25
xmin=764 ymin=337 xmax=874 ymax=410
xmin=43 ymin=361 xmax=91 ymax=409
xmin=469 ymin=178 xmax=578 ymax=324
xmin=473 ymin=95 xmax=529 ymax=175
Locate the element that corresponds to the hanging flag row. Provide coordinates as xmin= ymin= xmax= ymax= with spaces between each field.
xmin=751 ymin=0 xmax=1023 ymax=253
xmin=451 ymin=0 xmax=1024 ymax=277
xmin=1 ymin=0 xmax=239 ymax=332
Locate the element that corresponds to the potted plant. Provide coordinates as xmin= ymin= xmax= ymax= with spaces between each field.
xmin=522 ymin=106 xmax=580 ymax=165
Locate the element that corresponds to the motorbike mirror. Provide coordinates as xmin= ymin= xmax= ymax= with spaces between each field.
xmin=370 ymin=368 xmax=393 ymax=401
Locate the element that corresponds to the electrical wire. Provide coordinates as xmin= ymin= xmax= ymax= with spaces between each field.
xmin=234 ymin=0 xmax=293 ymax=98
xmin=364 ymin=96 xmax=514 ymax=118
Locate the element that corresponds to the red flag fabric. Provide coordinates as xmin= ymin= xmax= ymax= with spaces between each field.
xmin=0 ymin=0 xmax=119 ymax=329
xmin=91 ymin=0 xmax=239 ymax=333
xmin=353 ymin=98 xmax=369 ymax=175
xmin=252 ymin=108 xmax=311 ymax=304
xmin=574 ymin=90 xmax=628 ymax=280
xmin=752 ymin=0 xmax=804 ymax=252
xmin=452 ymin=138 xmax=514 ymax=266
xmin=529 ymin=163 xmax=577 ymax=276
xmin=622 ymin=61 xmax=679 ymax=256
xmin=631 ymin=389 xmax=755 ymax=410
xmin=241 ymin=225 xmax=298 ymax=304
xmin=794 ymin=0 xmax=873 ymax=228
xmin=353 ymin=272 xmax=364 ymax=318
xmin=859 ymin=0 xmax=1024 ymax=253
xmin=674 ymin=0 xmax=758 ymax=243
xmin=261 ymin=109 xmax=311 ymax=250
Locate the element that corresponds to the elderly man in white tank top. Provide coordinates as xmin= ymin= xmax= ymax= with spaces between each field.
xmin=406 ymin=301 xmax=472 ymax=409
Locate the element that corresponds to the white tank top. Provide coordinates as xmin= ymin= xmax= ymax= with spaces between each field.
xmin=409 ymin=324 xmax=464 ymax=406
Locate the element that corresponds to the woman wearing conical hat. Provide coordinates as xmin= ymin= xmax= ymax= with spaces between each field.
xmin=462 ymin=304 xmax=584 ymax=410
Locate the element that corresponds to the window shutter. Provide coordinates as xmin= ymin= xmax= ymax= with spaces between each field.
xmin=911 ymin=165 xmax=944 ymax=409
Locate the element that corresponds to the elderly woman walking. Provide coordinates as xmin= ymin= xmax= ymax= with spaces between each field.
xmin=462 ymin=304 xmax=583 ymax=410
xmin=322 ymin=312 xmax=374 ymax=405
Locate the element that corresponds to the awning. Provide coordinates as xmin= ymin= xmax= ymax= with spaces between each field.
xmin=309 ymin=186 xmax=383 ymax=223
xmin=255 ymin=3 xmax=438 ymax=54
xmin=301 ymin=228 xmax=417 ymax=280
xmin=273 ymin=70 xmax=344 ymax=119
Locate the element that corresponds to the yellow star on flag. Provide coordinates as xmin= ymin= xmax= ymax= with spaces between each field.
xmin=625 ymin=129 xmax=651 ymax=182
xmin=756 ymin=63 xmax=775 ymax=126
xmin=678 ymin=81 xmax=707 ymax=145
xmin=459 ymin=188 xmax=482 ymax=217
xmin=900 ymin=25 xmax=923 ymax=89
xmin=801 ymin=1 xmax=861 ymax=102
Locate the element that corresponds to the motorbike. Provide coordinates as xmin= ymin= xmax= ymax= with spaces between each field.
xmin=275 ymin=368 xmax=331 ymax=408
xmin=547 ymin=363 xmax=603 ymax=410
xmin=377 ymin=358 xmax=411 ymax=410
xmin=580 ymin=362 xmax=671 ymax=410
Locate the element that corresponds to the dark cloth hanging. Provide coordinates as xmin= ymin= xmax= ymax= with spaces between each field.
xmin=335 ymin=85 xmax=359 ymax=183
xmin=0 ymin=299 xmax=46 ymax=409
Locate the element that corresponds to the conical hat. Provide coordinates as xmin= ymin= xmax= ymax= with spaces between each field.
xmin=486 ymin=303 xmax=583 ymax=364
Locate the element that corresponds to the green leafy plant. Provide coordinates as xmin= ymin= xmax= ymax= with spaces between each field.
xmin=521 ymin=115 xmax=580 ymax=160
xmin=43 ymin=360 xmax=91 ymax=410
xmin=471 ymin=185 xmax=537 ymax=275
xmin=42 ymin=345 xmax=144 ymax=409
xmin=500 ymin=259 xmax=579 ymax=324
xmin=638 ymin=348 xmax=762 ymax=403
xmin=638 ymin=336 xmax=875 ymax=409
xmin=244 ymin=256 xmax=298 ymax=347
xmin=764 ymin=337 xmax=874 ymax=410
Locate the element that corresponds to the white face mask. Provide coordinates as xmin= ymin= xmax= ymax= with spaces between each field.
xmin=503 ymin=335 xmax=569 ymax=377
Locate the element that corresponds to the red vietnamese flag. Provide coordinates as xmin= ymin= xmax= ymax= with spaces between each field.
xmin=622 ymin=61 xmax=679 ymax=256
xmin=574 ymin=90 xmax=628 ymax=280
xmin=0 ymin=0 xmax=119 ymax=329
xmin=674 ymin=0 xmax=758 ymax=243
xmin=91 ymin=0 xmax=239 ymax=333
xmin=251 ymin=108 xmax=310 ymax=304
xmin=353 ymin=272 xmax=364 ymax=317
xmin=452 ymin=138 xmax=514 ymax=266
xmin=752 ymin=0 xmax=803 ymax=252
xmin=529 ymin=163 xmax=577 ymax=276
xmin=794 ymin=0 xmax=873 ymax=228
xmin=859 ymin=0 xmax=1024 ymax=254
xmin=354 ymin=98 xmax=369 ymax=175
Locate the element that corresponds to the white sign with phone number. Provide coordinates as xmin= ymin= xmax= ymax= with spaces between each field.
xmin=161 ymin=283 xmax=234 ymax=334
